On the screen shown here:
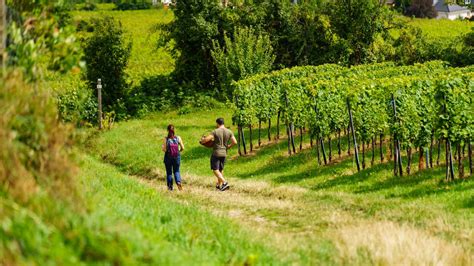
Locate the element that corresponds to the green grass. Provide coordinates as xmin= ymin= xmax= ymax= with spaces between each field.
xmin=72 ymin=9 xmax=174 ymax=83
xmin=77 ymin=155 xmax=281 ymax=265
xmin=88 ymin=108 xmax=473 ymax=264
xmin=407 ymin=18 xmax=473 ymax=41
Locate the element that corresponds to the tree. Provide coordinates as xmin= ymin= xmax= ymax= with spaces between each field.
xmin=211 ymin=26 xmax=275 ymax=97
xmin=83 ymin=16 xmax=131 ymax=112
xmin=328 ymin=0 xmax=391 ymax=65
xmin=406 ymin=0 xmax=437 ymax=18
xmin=160 ymin=0 xmax=222 ymax=92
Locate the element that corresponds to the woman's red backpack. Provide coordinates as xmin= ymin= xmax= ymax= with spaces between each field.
xmin=167 ymin=137 xmax=179 ymax=158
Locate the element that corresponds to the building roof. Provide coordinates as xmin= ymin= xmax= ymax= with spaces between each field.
xmin=434 ymin=0 xmax=470 ymax=13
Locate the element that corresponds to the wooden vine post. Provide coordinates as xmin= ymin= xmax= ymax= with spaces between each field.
xmin=391 ymin=94 xmax=403 ymax=176
xmin=346 ymin=98 xmax=360 ymax=172
xmin=97 ymin=79 xmax=103 ymax=130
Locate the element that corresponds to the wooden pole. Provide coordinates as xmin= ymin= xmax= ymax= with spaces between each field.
xmin=97 ymin=79 xmax=103 ymax=130
xmin=347 ymin=99 xmax=360 ymax=172
xmin=237 ymin=125 xmax=242 ymax=156
xmin=391 ymin=94 xmax=403 ymax=176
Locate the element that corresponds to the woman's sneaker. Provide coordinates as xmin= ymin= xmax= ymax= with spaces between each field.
xmin=219 ymin=182 xmax=230 ymax=191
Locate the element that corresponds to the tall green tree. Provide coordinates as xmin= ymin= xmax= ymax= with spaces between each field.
xmin=212 ymin=26 xmax=275 ymax=97
xmin=328 ymin=0 xmax=391 ymax=65
xmin=83 ymin=16 xmax=131 ymax=112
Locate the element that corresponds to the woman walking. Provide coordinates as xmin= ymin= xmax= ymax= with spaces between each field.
xmin=162 ymin=124 xmax=185 ymax=191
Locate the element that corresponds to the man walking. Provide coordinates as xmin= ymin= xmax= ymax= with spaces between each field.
xmin=200 ymin=118 xmax=237 ymax=191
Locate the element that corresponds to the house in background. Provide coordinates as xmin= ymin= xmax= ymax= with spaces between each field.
xmin=434 ymin=0 xmax=472 ymax=20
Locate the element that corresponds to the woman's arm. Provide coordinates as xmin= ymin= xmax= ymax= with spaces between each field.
xmin=178 ymin=136 xmax=185 ymax=151
xmin=162 ymin=138 xmax=167 ymax=152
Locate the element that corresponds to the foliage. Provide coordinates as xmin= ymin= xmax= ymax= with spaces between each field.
xmin=83 ymin=16 xmax=132 ymax=115
xmin=56 ymin=81 xmax=98 ymax=125
xmin=233 ymin=61 xmax=473 ymax=177
xmin=212 ymin=26 xmax=275 ymax=97
xmin=461 ymin=27 xmax=474 ymax=65
xmin=0 ymin=71 xmax=77 ymax=203
xmin=114 ymin=2 xmax=152 ymax=10
xmin=327 ymin=0 xmax=392 ymax=65
xmin=406 ymin=0 xmax=437 ymax=18
xmin=126 ymin=74 xmax=182 ymax=117
xmin=6 ymin=8 xmax=83 ymax=82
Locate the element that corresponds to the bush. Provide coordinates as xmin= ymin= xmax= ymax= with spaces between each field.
xmin=114 ymin=2 xmax=152 ymax=10
xmin=126 ymin=74 xmax=183 ymax=117
xmin=77 ymin=2 xmax=97 ymax=11
xmin=212 ymin=26 xmax=275 ymax=97
xmin=406 ymin=0 xmax=437 ymax=18
xmin=0 ymin=71 xmax=77 ymax=203
xmin=56 ymin=82 xmax=98 ymax=126
xmin=83 ymin=16 xmax=131 ymax=117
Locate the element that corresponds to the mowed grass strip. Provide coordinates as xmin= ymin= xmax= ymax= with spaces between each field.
xmin=79 ymin=154 xmax=283 ymax=265
xmin=89 ymin=108 xmax=473 ymax=264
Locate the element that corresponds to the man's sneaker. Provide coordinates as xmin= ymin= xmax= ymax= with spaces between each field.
xmin=219 ymin=182 xmax=230 ymax=191
xmin=177 ymin=183 xmax=183 ymax=191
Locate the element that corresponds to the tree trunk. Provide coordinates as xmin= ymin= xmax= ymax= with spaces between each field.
xmin=276 ymin=111 xmax=281 ymax=140
xmin=371 ymin=137 xmax=375 ymax=166
xmin=299 ymin=127 xmax=303 ymax=151
xmin=397 ymin=140 xmax=403 ymax=176
xmin=316 ymin=135 xmax=321 ymax=165
xmin=347 ymin=125 xmax=351 ymax=156
xmin=241 ymin=126 xmax=247 ymax=155
xmin=468 ymin=140 xmax=472 ymax=176
xmin=407 ymin=147 xmax=412 ymax=175
xmin=445 ymin=140 xmax=450 ymax=181
xmin=380 ymin=134 xmax=384 ymax=162
xmin=448 ymin=140 xmax=455 ymax=180
xmin=267 ymin=119 xmax=271 ymax=141
xmin=249 ymin=125 xmax=253 ymax=152
xmin=290 ymin=123 xmax=296 ymax=154
xmin=347 ymin=100 xmax=360 ymax=171
xmin=338 ymin=130 xmax=342 ymax=158
xmin=429 ymin=135 xmax=434 ymax=168
xmin=458 ymin=143 xmax=464 ymax=179
xmin=389 ymin=136 xmax=393 ymax=159
xmin=321 ymin=138 xmax=327 ymax=165
xmin=237 ymin=125 xmax=242 ymax=156
xmin=362 ymin=141 xmax=366 ymax=169
xmin=418 ymin=146 xmax=425 ymax=171
xmin=437 ymin=140 xmax=441 ymax=166
xmin=328 ymin=137 xmax=332 ymax=162
xmin=258 ymin=120 xmax=261 ymax=147
xmin=393 ymin=136 xmax=398 ymax=176
xmin=286 ymin=123 xmax=291 ymax=155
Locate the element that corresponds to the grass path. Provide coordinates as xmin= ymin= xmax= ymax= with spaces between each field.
xmin=87 ymin=108 xmax=473 ymax=265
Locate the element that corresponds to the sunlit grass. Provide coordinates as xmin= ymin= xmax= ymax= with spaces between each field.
xmin=88 ymin=108 xmax=474 ymax=264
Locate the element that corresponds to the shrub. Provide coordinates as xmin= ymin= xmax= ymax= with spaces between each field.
xmin=114 ymin=2 xmax=152 ymax=10
xmin=406 ymin=0 xmax=437 ymax=18
xmin=83 ymin=16 xmax=132 ymax=116
xmin=126 ymin=74 xmax=183 ymax=117
xmin=0 ymin=71 xmax=77 ymax=204
xmin=77 ymin=2 xmax=97 ymax=11
xmin=56 ymin=82 xmax=98 ymax=125
xmin=212 ymin=26 xmax=275 ymax=97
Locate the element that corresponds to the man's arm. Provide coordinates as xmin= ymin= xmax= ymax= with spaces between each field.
xmin=227 ymin=135 xmax=237 ymax=149
xmin=200 ymin=134 xmax=214 ymax=144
